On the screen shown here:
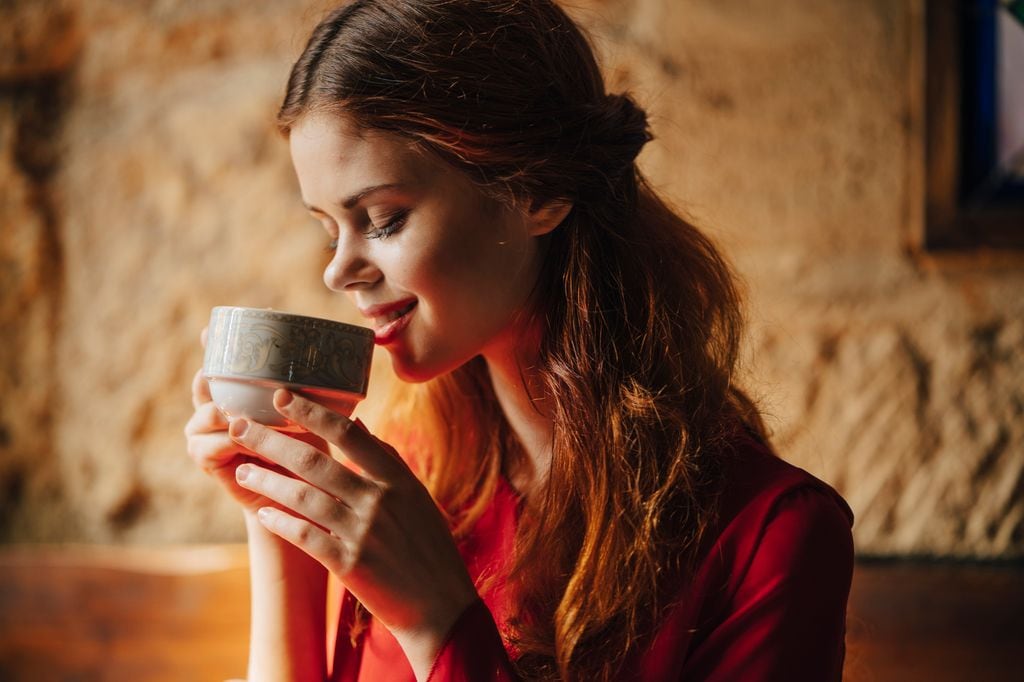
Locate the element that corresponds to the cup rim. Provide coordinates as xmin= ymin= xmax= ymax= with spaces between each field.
xmin=211 ymin=305 xmax=373 ymax=338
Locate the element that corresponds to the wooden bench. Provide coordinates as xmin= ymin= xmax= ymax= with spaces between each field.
xmin=1 ymin=546 xmax=1021 ymax=681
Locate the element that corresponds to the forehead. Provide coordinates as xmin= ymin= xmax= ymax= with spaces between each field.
xmin=288 ymin=112 xmax=432 ymax=195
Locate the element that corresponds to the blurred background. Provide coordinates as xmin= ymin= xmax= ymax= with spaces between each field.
xmin=1 ymin=0 xmax=1022 ymax=680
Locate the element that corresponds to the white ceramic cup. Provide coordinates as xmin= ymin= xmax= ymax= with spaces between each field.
xmin=202 ymin=306 xmax=374 ymax=431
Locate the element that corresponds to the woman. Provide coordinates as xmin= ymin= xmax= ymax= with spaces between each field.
xmin=185 ymin=1 xmax=854 ymax=680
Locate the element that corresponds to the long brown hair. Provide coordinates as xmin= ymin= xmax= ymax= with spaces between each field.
xmin=278 ymin=1 xmax=766 ymax=679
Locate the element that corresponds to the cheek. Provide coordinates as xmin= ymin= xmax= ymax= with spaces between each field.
xmin=387 ymin=222 xmax=472 ymax=298
xmin=388 ymin=203 xmax=538 ymax=333
xmin=439 ymin=218 xmax=533 ymax=292
xmin=388 ymin=241 xmax=444 ymax=295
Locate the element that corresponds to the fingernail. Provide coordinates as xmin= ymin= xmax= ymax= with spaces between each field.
xmin=230 ymin=418 xmax=249 ymax=438
xmin=257 ymin=507 xmax=273 ymax=523
xmin=275 ymin=390 xmax=293 ymax=408
xmin=235 ymin=465 xmax=250 ymax=483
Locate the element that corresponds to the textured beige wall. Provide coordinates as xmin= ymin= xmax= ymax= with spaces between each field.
xmin=2 ymin=0 xmax=1022 ymax=557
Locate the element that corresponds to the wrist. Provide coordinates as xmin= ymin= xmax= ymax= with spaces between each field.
xmin=391 ymin=593 xmax=481 ymax=681
xmin=243 ymin=508 xmax=329 ymax=682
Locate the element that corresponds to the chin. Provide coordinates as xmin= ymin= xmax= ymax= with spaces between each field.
xmin=387 ymin=353 xmax=444 ymax=384
xmin=386 ymin=348 xmax=476 ymax=384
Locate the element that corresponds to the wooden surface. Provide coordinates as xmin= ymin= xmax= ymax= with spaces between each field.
xmin=0 ymin=547 xmax=1021 ymax=681
xmin=844 ymin=560 xmax=1024 ymax=682
xmin=0 ymin=544 xmax=251 ymax=682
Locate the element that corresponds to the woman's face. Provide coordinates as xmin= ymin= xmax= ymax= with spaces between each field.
xmin=289 ymin=113 xmax=558 ymax=382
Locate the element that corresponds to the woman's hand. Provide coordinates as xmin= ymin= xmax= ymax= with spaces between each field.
xmin=183 ymin=368 xmax=276 ymax=513
xmin=228 ymin=389 xmax=480 ymax=671
xmin=183 ymin=329 xmax=329 ymax=515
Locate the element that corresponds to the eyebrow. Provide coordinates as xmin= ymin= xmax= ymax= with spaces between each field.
xmin=303 ymin=183 xmax=406 ymax=213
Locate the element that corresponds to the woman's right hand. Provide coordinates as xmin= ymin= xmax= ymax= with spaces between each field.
xmin=183 ymin=331 xmax=330 ymax=515
xmin=184 ymin=367 xmax=274 ymax=514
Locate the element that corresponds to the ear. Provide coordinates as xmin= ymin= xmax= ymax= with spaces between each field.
xmin=526 ymin=198 xmax=573 ymax=237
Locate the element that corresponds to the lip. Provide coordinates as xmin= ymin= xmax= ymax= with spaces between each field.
xmin=358 ymin=298 xmax=418 ymax=345
xmin=357 ymin=298 xmax=418 ymax=319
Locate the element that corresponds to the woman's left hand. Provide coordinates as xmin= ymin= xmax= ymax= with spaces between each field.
xmin=229 ymin=388 xmax=479 ymax=655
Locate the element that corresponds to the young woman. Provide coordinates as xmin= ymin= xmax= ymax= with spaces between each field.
xmin=185 ymin=1 xmax=854 ymax=680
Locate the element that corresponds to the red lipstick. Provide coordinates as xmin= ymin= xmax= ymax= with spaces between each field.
xmin=358 ymin=298 xmax=418 ymax=345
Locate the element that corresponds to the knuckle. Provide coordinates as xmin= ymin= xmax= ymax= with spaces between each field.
xmin=184 ymin=410 xmax=206 ymax=436
xmin=347 ymin=509 xmax=372 ymax=547
xmin=324 ymin=543 xmax=346 ymax=574
xmin=292 ymin=396 xmax=316 ymax=420
xmin=293 ymin=447 xmax=322 ymax=473
xmin=326 ymin=496 xmax=350 ymax=525
xmin=186 ymin=438 xmax=214 ymax=462
xmin=331 ymin=471 xmax=361 ymax=499
xmin=334 ymin=417 xmax=357 ymax=443
xmin=185 ymin=437 xmax=204 ymax=460
xmin=186 ymin=408 xmax=208 ymax=434
xmin=361 ymin=484 xmax=386 ymax=517
xmin=245 ymin=425 xmax=266 ymax=449
xmin=340 ymin=538 xmax=364 ymax=574
xmin=293 ymin=485 xmax=312 ymax=507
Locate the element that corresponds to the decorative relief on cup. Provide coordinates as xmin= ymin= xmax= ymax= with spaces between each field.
xmin=269 ymin=324 xmax=369 ymax=388
xmin=230 ymin=327 xmax=281 ymax=374
xmin=204 ymin=308 xmax=373 ymax=394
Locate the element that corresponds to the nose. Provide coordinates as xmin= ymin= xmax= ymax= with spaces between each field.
xmin=323 ymin=232 xmax=381 ymax=292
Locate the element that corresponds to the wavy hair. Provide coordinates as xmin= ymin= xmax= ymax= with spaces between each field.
xmin=278 ymin=1 xmax=766 ymax=679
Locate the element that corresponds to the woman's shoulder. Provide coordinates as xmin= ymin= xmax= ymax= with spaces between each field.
xmin=644 ymin=434 xmax=855 ymax=681
xmin=699 ymin=430 xmax=855 ymax=591
xmin=717 ymin=431 xmax=853 ymax=535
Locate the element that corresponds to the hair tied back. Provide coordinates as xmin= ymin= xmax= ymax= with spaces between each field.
xmin=592 ymin=92 xmax=652 ymax=165
xmin=568 ymin=92 xmax=651 ymax=202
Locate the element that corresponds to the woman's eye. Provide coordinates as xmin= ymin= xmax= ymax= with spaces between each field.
xmin=312 ymin=215 xmax=339 ymax=253
xmin=364 ymin=210 xmax=409 ymax=240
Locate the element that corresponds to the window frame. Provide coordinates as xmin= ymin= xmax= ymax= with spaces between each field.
xmin=922 ymin=0 xmax=1024 ymax=251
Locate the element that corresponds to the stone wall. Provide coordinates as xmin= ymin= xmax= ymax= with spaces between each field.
xmin=1 ymin=0 xmax=1021 ymax=557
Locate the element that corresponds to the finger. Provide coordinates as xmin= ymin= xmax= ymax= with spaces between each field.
xmin=235 ymin=463 xmax=355 ymax=530
xmin=200 ymin=326 xmax=209 ymax=349
xmin=229 ymin=418 xmax=368 ymax=500
xmin=186 ymin=432 xmax=252 ymax=472
xmin=191 ymin=368 xmax=213 ymax=409
xmin=255 ymin=506 xmax=349 ymax=575
xmin=184 ymin=401 xmax=228 ymax=437
xmin=273 ymin=390 xmax=406 ymax=482
xmin=187 ymin=432 xmax=295 ymax=480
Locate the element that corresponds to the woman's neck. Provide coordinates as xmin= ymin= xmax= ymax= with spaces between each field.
xmin=482 ymin=344 xmax=553 ymax=498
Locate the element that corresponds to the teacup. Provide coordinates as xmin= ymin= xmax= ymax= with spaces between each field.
xmin=203 ymin=306 xmax=374 ymax=431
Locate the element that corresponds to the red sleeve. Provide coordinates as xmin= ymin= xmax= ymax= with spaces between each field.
xmin=682 ymin=486 xmax=854 ymax=681
xmin=426 ymin=598 xmax=520 ymax=682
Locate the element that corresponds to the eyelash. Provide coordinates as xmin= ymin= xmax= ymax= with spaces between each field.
xmin=365 ymin=210 xmax=409 ymax=240
xmin=323 ymin=210 xmax=409 ymax=252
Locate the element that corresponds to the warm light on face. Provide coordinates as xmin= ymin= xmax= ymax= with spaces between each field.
xmin=288 ymin=113 xmax=548 ymax=382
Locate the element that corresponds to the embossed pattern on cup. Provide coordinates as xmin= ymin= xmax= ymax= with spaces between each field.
xmin=203 ymin=307 xmax=374 ymax=429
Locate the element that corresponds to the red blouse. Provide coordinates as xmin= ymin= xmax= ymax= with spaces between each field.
xmin=329 ymin=434 xmax=854 ymax=681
